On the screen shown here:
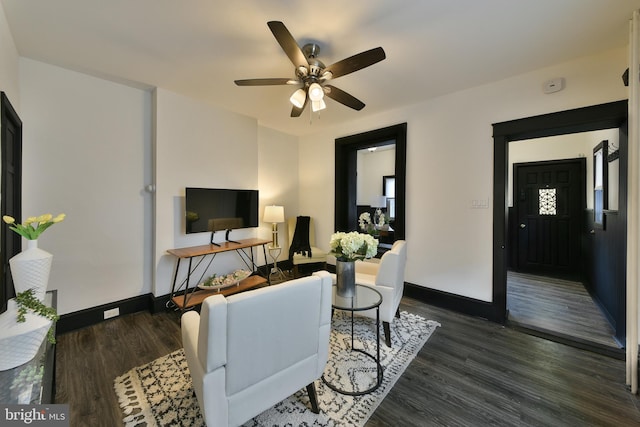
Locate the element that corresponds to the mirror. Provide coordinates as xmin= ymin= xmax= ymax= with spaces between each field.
xmin=356 ymin=145 xmax=396 ymax=246
xmin=335 ymin=123 xmax=407 ymax=249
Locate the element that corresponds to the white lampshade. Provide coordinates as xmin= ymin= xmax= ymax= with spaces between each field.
xmin=263 ymin=205 xmax=285 ymax=223
xmin=311 ymin=98 xmax=326 ymax=112
xmin=289 ymin=89 xmax=306 ymax=108
xmin=371 ymin=195 xmax=387 ymax=208
xmin=308 ymin=83 xmax=324 ymax=101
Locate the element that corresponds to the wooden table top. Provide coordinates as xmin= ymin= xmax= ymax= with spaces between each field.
xmin=167 ymin=238 xmax=271 ymax=258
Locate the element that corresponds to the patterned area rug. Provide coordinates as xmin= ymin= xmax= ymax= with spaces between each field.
xmin=114 ymin=311 xmax=440 ymax=426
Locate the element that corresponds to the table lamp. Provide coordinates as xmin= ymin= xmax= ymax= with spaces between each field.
xmin=263 ymin=205 xmax=285 ymax=248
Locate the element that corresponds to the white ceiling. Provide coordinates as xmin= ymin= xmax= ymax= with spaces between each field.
xmin=3 ymin=0 xmax=640 ymax=136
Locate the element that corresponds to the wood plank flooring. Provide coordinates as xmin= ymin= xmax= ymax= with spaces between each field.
xmin=54 ymin=296 xmax=640 ymax=427
xmin=507 ymin=271 xmax=620 ymax=350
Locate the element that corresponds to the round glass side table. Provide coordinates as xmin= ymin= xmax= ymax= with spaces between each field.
xmin=322 ymin=284 xmax=383 ymax=396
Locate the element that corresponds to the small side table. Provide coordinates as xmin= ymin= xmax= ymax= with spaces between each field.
xmin=267 ymin=246 xmax=285 ymax=281
xmin=322 ymin=284 xmax=383 ymax=396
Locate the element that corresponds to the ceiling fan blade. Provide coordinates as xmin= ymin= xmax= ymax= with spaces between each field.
xmin=291 ymin=97 xmax=308 ymax=117
xmin=267 ymin=21 xmax=309 ymax=69
xmin=324 ymin=85 xmax=365 ymax=111
xmin=234 ymin=78 xmax=294 ymax=86
xmin=323 ymin=47 xmax=386 ymax=79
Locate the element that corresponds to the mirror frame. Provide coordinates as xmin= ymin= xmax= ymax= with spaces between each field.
xmin=335 ymin=123 xmax=407 ymax=240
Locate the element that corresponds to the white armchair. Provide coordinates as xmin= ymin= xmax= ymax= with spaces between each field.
xmin=181 ymin=271 xmax=332 ymax=427
xmin=355 ymin=240 xmax=407 ymax=347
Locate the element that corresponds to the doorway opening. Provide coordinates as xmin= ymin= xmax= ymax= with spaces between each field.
xmin=493 ymin=100 xmax=628 ymax=354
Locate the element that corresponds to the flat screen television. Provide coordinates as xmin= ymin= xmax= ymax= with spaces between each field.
xmin=185 ymin=187 xmax=259 ymax=244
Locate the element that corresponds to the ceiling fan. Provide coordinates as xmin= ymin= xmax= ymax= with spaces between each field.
xmin=234 ymin=21 xmax=386 ymax=117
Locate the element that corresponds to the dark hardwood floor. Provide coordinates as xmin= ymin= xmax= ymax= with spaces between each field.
xmin=55 ymin=296 xmax=640 ymax=426
xmin=507 ymin=271 xmax=621 ymax=354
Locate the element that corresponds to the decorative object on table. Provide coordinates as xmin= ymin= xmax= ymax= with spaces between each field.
xmin=371 ymin=195 xmax=387 ymax=227
xmin=0 ymin=290 xmax=59 ymax=371
xmin=3 ymin=213 xmax=65 ymax=301
xmin=359 ymin=211 xmax=389 ymax=237
xmin=358 ymin=211 xmax=376 ymax=235
xmin=197 ymin=269 xmax=251 ymax=291
xmin=263 ymin=205 xmax=285 ymax=279
xmin=329 ymin=231 xmax=378 ymax=297
xmin=114 ymin=310 xmax=440 ymax=427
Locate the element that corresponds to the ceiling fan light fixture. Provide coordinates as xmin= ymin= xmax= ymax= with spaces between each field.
xmin=308 ymin=83 xmax=324 ymax=101
xmin=290 ymin=88 xmax=306 ymax=108
xmin=311 ymin=98 xmax=326 ymax=112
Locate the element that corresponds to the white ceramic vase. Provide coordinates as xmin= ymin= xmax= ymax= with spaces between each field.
xmin=0 ymin=298 xmax=52 ymax=371
xmin=9 ymin=239 xmax=53 ymax=302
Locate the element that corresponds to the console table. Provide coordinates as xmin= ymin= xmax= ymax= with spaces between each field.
xmin=167 ymin=238 xmax=271 ymax=311
xmin=0 ymin=291 xmax=56 ymax=404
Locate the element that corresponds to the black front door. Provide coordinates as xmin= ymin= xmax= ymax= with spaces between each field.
xmin=514 ymin=159 xmax=585 ymax=277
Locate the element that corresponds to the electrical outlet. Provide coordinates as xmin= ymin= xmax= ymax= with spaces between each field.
xmin=471 ymin=199 xmax=489 ymax=209
xmin=104 ymin=307 xmax=120 ymax=320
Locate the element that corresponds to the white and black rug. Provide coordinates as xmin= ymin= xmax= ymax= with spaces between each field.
xmin=114 ymin=311 xmax=440 ymax=426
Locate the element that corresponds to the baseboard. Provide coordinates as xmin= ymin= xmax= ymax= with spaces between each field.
xmin=150 ymin=292 xmax=172 ymax=314
xmin=404 ymin=282 xmax=503 ymax=323
xmin=57 ymin=294 xmax=152 ymax=334
xmin=59 ymin=280 xmax=500 ymax=334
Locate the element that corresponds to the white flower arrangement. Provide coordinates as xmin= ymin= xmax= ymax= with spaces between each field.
xmin=358 ymin=212 xmax=372 ymax=231
xmin=329 ymin=231 xmax=378 ymax=262
xmin=359 ymin=210 xmax=388 ymax=234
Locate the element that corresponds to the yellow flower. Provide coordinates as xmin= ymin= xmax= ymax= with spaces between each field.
xmin=37 ymin=214 xmax=53 ymax=224
xmin=3 ymin=212 xmax=66 ymax=240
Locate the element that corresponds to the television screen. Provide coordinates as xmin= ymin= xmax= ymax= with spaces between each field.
xmin=185 ymin=188 xmax=259 ymax=234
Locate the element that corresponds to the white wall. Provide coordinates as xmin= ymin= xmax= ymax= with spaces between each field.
xmin=0 ymin=3 xmax=19 ymax=108
xmin=154 ymin=88 xmax=260 ymax=297
xmin=298 ymin=46 xmax=629 ymax=302
xmin=4 ymin=7 xmax=632 ymax=317
xmin=258 ymin=126 xmax=299 ymax=256
xmin=19 ymin=58 xmax=152 ymax=315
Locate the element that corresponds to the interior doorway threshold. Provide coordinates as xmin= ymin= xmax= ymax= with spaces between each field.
xmin=507 ymin=317 xmax=625 ymax=360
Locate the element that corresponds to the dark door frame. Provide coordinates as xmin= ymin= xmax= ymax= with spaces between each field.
xmin=0 ymin=92 xmax=23 ymax=314
xmin=335 ymin=123 xmax=407 ymax=240
xmin=492 ymin=100 xmax=628 ymax=322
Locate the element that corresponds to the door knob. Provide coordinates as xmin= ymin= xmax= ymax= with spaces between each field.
xmin=520 ymin=223 xmax=526 ymax=229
